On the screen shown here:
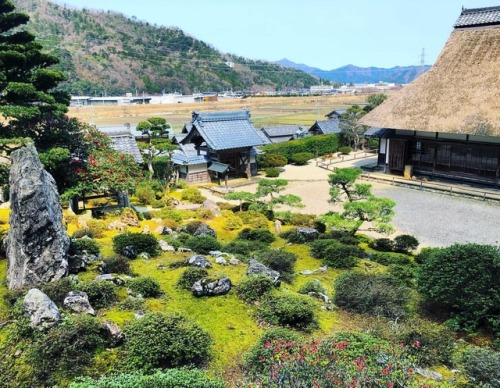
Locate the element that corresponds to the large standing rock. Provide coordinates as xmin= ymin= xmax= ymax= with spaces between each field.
xmin=6 ymin=145 xmax=69 ymax=289
xmin=23 ymin=288 xmax=60 ymax=330
xmin=63 ymin=291 xmax=95 ymax=315
xmin=247 ymin=259 xmax=280 ymax=284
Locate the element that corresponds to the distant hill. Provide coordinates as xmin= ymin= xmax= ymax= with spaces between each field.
xmin=276 ymin=59 xmax=431 ymax=84
xmin=12 ymin=0 xmax=318 ymax=95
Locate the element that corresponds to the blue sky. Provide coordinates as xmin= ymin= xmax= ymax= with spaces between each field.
xmin=55 ymin=0 xmax=495 ymax=69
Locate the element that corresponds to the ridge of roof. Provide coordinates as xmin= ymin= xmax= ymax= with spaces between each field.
xmin=192 ymin=109 xmax=250 ymax=124
xmin=454 ymin=5 xmax=500 ymax=28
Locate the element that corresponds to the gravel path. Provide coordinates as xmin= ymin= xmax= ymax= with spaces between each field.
xmin=371 ymin=184 xmax=500 ymax=247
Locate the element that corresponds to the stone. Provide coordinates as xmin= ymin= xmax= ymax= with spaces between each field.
xmin=138 ymin=252 xmax=150 ymax=260
xmin=187 ymin=255 xmax=212 ymax=269
xmin=159 ymin=240 xmax=176 ymax=252
xmin=68 ymin=252 xmax=99 ymax=274
xmin=134 ymin=311 xmax=145 ymax=319
xmin=23 ymin=288 xmax=60 ymax=330
xmin=300 ymin=270 xmax=314 ymax=275
xmin=215 ymin=256 xmax=228 ymax=265
xmin=229 ymin=257 xmax=241 ymax=266
xmin=415 ymin=368 xmax=443 ymax=380
xmin=247 ymin=259 xmax=280 ymax=284
xmin=274 ymin=219 xmax=282 ymax=234
xmin=108 ymin=220 xmax=127 ymax=231
xmin=6 ymin=144 xmax=69 ymax=289
xmin=178 ymin=247 xmax=193 ymax=253
xmin=63 ymin=291 xmax=95 ymax=315
xmin=154 ymin=225 xmax=165 ymax=235
xmin=120 ymin=245 xmax=137 ymax=259
xmin=209 ymin=250 xmax=223 ymax=257
xmin=192 ymin=277 xmax=232 ymax=297
xmin=193 ymin=223 xmax=217 ymax=238
xmin=120 ymin=207 xmax=140 ymax=227
xmin=296 ymin=227 xmax=319 ymax=241
xmin=201 ymin=199 xmax=221 ymax=216
xmin=95 ymin=274 xmax=114 ymax=281
xmin=308 ymin=291 xmax=331 ymax=304
xmin=102 ymin=321 xmax=124 ymax=347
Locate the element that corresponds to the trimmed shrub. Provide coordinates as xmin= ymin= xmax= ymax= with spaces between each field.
xmin=339 ymin=146 xmax=352 ymax=155
xmin=112 ymin=233 xmax=159 ymax=257
xmin=41 ymin=277 xmax=75 ymax=306
xmin=288 ymin=213 xmax=316 ymax=227
xmin=76 ymin=281 xmax=117 ymax=309
xmin=298 ymin=280 xmax=327 ymax=295
xmin=237 ymin=228 xmax=275 ymax=244
xmin=118 ymin=297 xmax=145 ymax=311
xmin=127 ymin=276 xmax=162 ymax=298
xmin=181 ymin=221 xmax=204 ymax=235
xmin=237 ymin=210 xmax=269 ymax=229
xmin=461 ymin=346 xmax=500 ymax=387
xmin=257 ymin=294 xmax=318 ymax=331
xmin=151 ymin=208 xmax=184 ymax=223
xmin=415 ymin=247 xmax=438 ymax=265
xmin=370 ymin=252 xmax=412 ymax=266
xmin=181 ymin=187 xmax=206 ymax=204
xmin=223 ymin=240 xmax=268 ymax=256
xmin=257 ymin=153 xmax=287 ymax=168
xmin=369 ymin=238 xmax=394 ymax=252
xmin=185 ymin=235 xmax=221 ymax=255
xmin=290 ymin=152 xmax=314 ymax=165
xmin=135 ymin=182 xmax=156 ymax=205
xmin=333 ymin=272 xmax=411 ymax=320
xmin=279 ymin=228 xmax=308 ymax=244
xmin=264 ymin=167 xmax=280 ymax=177
xmin=258 ymin=250 xmax=297 ymax=282
xmin=100 ymin=255 xmax=132 ymax=275
xmin=387 ymin=264 xmax=418 ymax=287
xmin=237 ymin=275 xmax=274 ymax=302
xmin=72 ymin=228 xmax=94 ymax=239
xmin=30 ymin=315 xmax=105 ymax=385
xmin=194 ymin=208 xmax=214 ymax=220
xmin=223 ymin=213 xmax=244 ymax=230
xmin=393 ymin=234 xmax=419 ymax=253
xmin=322 ymin=244 xmax=361 ymax=268
xmin=124 ymin=312 xmax=212 ymax=370
xmin=261 ymin=134 xmax=338 ymax=161
xmin=176 ymin=267 xmax=209 ymax=290
xmin=69 ymin=238 xmax=100 ymax=256
xmin=244 ymin=328 xmax=301 ymax=372
xmin=69 ymin=369 xmax=226 ymax=388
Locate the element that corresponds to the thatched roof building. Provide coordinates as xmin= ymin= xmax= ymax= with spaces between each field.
xmin=360 ymin=6 xmax=500 ymax=136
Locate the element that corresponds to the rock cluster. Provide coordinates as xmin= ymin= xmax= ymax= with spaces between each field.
xmin=192 ymin=277 xmax=232 ymax=297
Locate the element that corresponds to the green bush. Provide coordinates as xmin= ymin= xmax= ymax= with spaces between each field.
xmin=134 ymin=182 xmax=156 ymax=205
xmin=298 ymin=280 xmax=327 ymax=295
xmin=176 ymin=267 xmax=209 ymax=290
xmin=290 ymin=152 xmax=314 ymax=165
xmin=124 ymin=312 xmax=212 ymax=370
xmin=415 ymin=247 xmax=438 ymax=265
xmin=76 ymin=281 xmax=117 ymax=309
xmin=86 ymin=219 xmax=107 ymax=238
xmin=30 ymin=315 xmax=105 ymax=385
xmin=181 ymin=187 xmax=206 ymax=204
xmin=257 ymin=153 xmax=287 ymax=168
xmin=150 ymin=208 xmax=184 ymax=222
xmin=370 ymin=252 xmax=412 ymax=266
xmin=69 ymin=238 xmax=100 ymax=256
xmin=127 ymin=276 xmax=162 ymax=298
xmin=387 ymin=264 xmax=418 ymax=287
xmin=417 ymin=244 xmax=500 ymax=332
xmin=237 ymin=228 xmax=275 ymax=244
xmin=369 ymin=238 xmax=394 ymax=252
xmin=223 ymin=213 xmax=244 ymax=230
xmin=237 ymin=210 xmax=269 ymax=228
xmin=261 ymin=134 xmax=338 ymax=161
xmin=339 ymin=146 xmax=352 ymax=155
xmin=112 ymin=233 xmax=159 ymax=257
xmin=288 ymin=213 xmax=316 ymax=227
xmin=258 ymin=250 xmax=297 ymax=282
xmin=279 ymin=228 xmax=308 ymax=244
xmin=393 ymin=234 xmax=419 ymax=253
xmin=257 ymin=294 xmax=318 ymax=331
xmin=237 ymin=275 xmax=274 ymax=302
xmin=333 ymin=272 xmax=410 ymax=320
xmin=264 ymin=167 xmax=280 ymax=177
xmin=195 ymin=208 xmax=214 ymax=220
xmin=100 ymin=255 xmax=132 ymax=275
xmin=223 ymin=240 xmax=268 ymax=256
xmin=322 ymin=243 xmax=362 ymax=268
xmin=244 ymin=328 xmax=301 ymax=373
xmin=69 ymin=369 xmax=226 ymax=388
xmin=72 ymin=228 xmax=94 ymax=239
xmin=461 ymin=346 xmax=500 ymax=387
xmin=41 ymin=277 xmax=75 ymax=306
xmin=185 ymin=235 xmax=221 ymax=254
xmin=118 ymin=297 xmax=145 ymax=311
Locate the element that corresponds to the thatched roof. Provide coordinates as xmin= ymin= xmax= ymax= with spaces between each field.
xmin=360 ymin=11 xmax=500 ymax=136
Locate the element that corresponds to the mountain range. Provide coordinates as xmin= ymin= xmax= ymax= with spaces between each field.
xmin=276 ymin=59 xmax=431 ymax=85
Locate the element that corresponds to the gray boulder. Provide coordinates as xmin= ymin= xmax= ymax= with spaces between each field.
xmin=23 ymin=288 xmax=60 ymax=330
xmin=229 ymin=257 xmax=241 ymax=266
xmin=296 ymin=227 xmax=319 ymax=241
xmin=159 ymin=240 xmax=175 ymax=252
xmin=215 ymin=256 xmax=228 ymax=265
xmin=6 ymin=144 xmax=69 ymax=289
xmin=247 ymin=259 xmax=280 ymax=284
xmin=63 ymin=291 xmax=95 ymax=315
xmin=192 ymin=277 xmax=232 ymax=297
xmin=193 ymin=223 xmax=217 ymax=238
xmin=201 ymin=199 xmax=221 ymax=216
xmin=102 ymin=321 xmax=124 ymax=347
xmin=187 ymin=255 xmax=213 ymax=269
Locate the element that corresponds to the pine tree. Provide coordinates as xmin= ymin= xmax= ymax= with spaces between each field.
xmin=0 ymin=0 xmax=69 ymax=146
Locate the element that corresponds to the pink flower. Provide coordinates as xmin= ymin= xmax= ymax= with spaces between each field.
xmin=413 ymin=340 xmax=421 ymax=347
xmin=264 ymin=341 xmax=271 ymax=348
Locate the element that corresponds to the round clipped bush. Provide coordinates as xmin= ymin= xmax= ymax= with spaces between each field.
xmin=76 ymin=281 xmax=117 ymax=309
xmin=237 ymin=228 xmax=275 ymax=244
xmin=369 ymin=238 xmax=394 ymax=252
xmin=176 ymin=267 xmax=209 ymax=290
xmin=100 ymin=255 xmax=132 ymax=275
xmin=124 ymin=312 xmax=212 ymax=370
xmin=298 ymin=280 xmax=327 ymax=295
xmin=257 ymin=294 xmax=318 ymax=331
xmin=237 ymin=275 xmax=274 ymax=302
xmin=69 ymin=238 xmax=100 ymax=256
xmin=393 ymin=234 xmax=419 ymax=253
xmin=257 ymin=153 xmax=287 ymax=168
xmin=223 ymin=239 xmax=268 ymax=256
xmin=264 ymin=167 xmax=280 ymax=177
xmin=72 ymin=228 xmax=95 ymax=239
xmin=112 ymin=233 xmax=159 ymax=258
xmin=339 ymin=146 xmax=352 ymax=155
xmin=258 ymin=250 xmax=297 ymax=282
xmin=185 ymin=235 xmax=221 ymax=255
xmin=181 ymin=187 xmax=206 ymax=204
xmin=127 ymin=276 xmax=162 ymax=298
xmin=237 ymin=210 xmax=269 ymax=229
xmin=322 ymin=244 xmax=361 ymax=268
xmin=290 ymin=152 xmax=314 ymax=165
xmin=370 ymin=252 xmax=412 ymax=266
xmin=333 ymin=272 xmax=410 ymax=320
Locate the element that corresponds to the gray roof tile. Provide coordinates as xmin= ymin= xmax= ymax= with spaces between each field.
xmin=309 ymin=120 xmax=341 ymax=135
xmin=454 ymin=6 xmax=500 ymax=28
xmin=261 ymin=125 xmax=303 ymax=138
xmin=104 ymin=130 xmax=144 ymax=163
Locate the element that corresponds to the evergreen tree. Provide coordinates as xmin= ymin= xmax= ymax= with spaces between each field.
xmin=0 ymin=0 xmax=70 ymax=147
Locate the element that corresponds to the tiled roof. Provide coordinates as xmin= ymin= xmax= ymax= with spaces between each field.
xmin=309 ymin=120 xmax=341 ymax=135
xmin=261 ymin=125 xmax=303 ymax=138
xmin=208 ymin=162 xmax=230 ymax=173
xmin=104 ymin=130 xmax=144 ymax=163
xmin=325 ymin=109 xmax=346 ymax=119
xmin=171 ymin=150 xmax=210 ymax=166
xmin=454 ymin=6 xmax=500 ymax=28
xmin=182 ymin=109 xmax=266 ymax=151
xmin=257 ymin=130 xmax=272 ymax=144
xmin=364 ymin=127 xmax=394 ymax=138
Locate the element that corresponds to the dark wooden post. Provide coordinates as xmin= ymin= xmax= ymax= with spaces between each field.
xmin=246 ymin=149 xmax=251 ymax=179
